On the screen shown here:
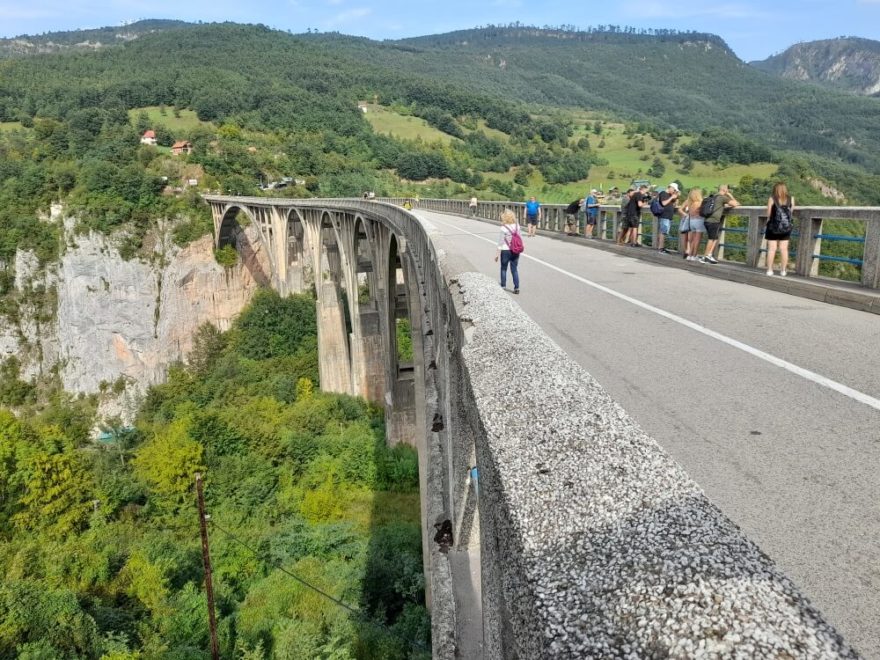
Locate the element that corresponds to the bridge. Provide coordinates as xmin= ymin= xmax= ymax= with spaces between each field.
xmin=204 ymin=195 xmax=877 ymax=658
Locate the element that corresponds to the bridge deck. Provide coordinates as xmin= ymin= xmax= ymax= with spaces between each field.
xmin=420 ymin=209 xmax=880 ymax=656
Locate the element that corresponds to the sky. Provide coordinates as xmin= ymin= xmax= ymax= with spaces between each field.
xmin=2 ymin=0 xmax=880 ymax=61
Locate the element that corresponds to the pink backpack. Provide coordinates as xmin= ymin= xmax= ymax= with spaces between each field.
xmin=505 ymin=226 xmax=524 ymax=255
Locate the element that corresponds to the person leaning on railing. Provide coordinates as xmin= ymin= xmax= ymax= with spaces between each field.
xmin=699 ymin=184 xmax=739 ymax=265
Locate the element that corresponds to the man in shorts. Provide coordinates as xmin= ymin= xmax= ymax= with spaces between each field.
xmin=656 ymin=182 xmax=679 ymax=253
xmin=525 ymin=196 xmax=541 ymax=237
xmin=564 ymin=199 xmax=583 ymax=235
xmin=585 ymin=189 xmax=600 ymax=238
xmin=618 ymin=188 xmax=634 ymax=244
xmin=623 ymin=185 xmax=648 ymax=246
xmin=700 ymin=184 xmax=739 ymax=264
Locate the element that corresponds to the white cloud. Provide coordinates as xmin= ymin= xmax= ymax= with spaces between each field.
xmin=326 ymin=7 xmax=372 ymax=26
xmin=0 ymin=6 xmax=57 ymax=19
xmin=621 ymin=1 xmax=767 ymax=20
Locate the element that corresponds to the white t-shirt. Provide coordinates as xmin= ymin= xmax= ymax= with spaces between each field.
xmin=497 ymin=223 xmax=520 ymax=251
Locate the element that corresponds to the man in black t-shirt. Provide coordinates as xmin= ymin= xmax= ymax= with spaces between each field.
xmin=623 ymin=185 xmax=648 ymax=246
xmin=657 ymin=182 xmax=679 ymax=253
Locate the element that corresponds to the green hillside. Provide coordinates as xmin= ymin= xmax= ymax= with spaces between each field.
xmin=0 ymin=291 xmax=429 ymax=658
xmin=0 ymin=20 xmax=879 ymax=273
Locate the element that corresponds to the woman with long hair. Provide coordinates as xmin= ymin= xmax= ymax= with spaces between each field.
xmin=494 ymin=209 xmax=521 ymax=293
xmin=679 ymin=188 xmax=705 ymax=261
xmin=765 ymin=182 xmax=795 ymax=276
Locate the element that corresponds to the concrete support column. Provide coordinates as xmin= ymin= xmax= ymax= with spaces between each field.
xmin=284 ymin=213 xmax=309 ymax=294
xmin=350 ymin=307 xmax=386 ymax=404
xmin=316 ymin=280 xmax=352 ymax=395
xmin=269 ymin=207 xmax=289 ymax=295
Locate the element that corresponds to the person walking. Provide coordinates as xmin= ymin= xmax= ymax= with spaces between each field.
xmin=679 ymin=188 xmax=706 ymax=261
xmin=525 ymin=196 xmax=541 ymax=237
xmin=469 ymin=196 xmax=478 ymax=217
xmin=656 ymin=182 xmax=679 ymax=253
xmin=495 ymin=209 xmax=521 ymax=293
xmin=764 ymin=182 xmax=795 ymax=276
xmin=699 ymin=184 xmax=739 ymax=264
xmin=585 ymin=189 xmax=600 ymax=238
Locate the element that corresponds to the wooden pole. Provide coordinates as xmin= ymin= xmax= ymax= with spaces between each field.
xmin=195 ymin=473 xmax=220 ymax=660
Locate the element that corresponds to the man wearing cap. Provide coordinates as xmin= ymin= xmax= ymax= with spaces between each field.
xmin=585 ymin=189 xmax=600 ymax=238
xmin=657 ymin=182 xmax=679 ymax=254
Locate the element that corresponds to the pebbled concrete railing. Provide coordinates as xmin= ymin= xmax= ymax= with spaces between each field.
xmin=446 ymin=268 xmax=858 ymax=658
xmin=388 ymin=197 xmax=880 ymax=290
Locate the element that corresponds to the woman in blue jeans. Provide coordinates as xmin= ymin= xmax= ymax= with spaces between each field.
xmin=494 ymin=209 xmax=521 ymax=294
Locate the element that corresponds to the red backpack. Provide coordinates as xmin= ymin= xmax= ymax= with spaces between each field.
xmin=506 ymin=226 xmax=524 ymax=255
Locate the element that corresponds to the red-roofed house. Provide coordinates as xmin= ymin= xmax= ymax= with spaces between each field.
xmin=140 ymin=130 xmax=157 ymax=146
xmin=171 ymin=140 xmax=192 ymax=156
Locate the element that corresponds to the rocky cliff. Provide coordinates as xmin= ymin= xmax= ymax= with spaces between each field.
xmin=1 ymin=205 xmax=266 ymax=423
xmin=751 ymin=37 xmax=880 ymax=96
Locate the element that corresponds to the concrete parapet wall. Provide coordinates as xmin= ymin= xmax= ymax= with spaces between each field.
xmin=446 ymin=267 xmax=857 ymax=658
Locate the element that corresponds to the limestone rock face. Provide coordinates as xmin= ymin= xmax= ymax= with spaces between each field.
xmin=2 ymin=213 xmax=266 ymax=423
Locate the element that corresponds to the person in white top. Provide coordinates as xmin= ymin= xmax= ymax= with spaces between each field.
xmin=494 ymin=209 xmax=521 ymax=294
xmin=469 ymin=196 xmax=478 ymax=217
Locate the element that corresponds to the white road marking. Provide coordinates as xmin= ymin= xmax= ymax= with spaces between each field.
xmin=426 ymin=214 xmax=880 ymax=412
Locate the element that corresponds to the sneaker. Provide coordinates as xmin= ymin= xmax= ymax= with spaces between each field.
xmin=513 ymin=288 xmax=520 ymax=294
xmin=659 ymin=248 xmax=670 ymax=254
xmin=682 ymin=253 xmax=689 ymax=259
xmin=698 ymin=256 xmax=708 ymax=264
xmin=765 ymin=269 xmax=774 ymax=276
xmin=687 ymin=256 xmax=697 ymax=261
xmin=780 ymin=270 xmax=787 ymax=277
xmin=703 ymin=255 xmax=718 ymax=264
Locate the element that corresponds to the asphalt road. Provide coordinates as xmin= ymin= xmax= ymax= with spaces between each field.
xmin=419 ymin=209 xmax=880 ymax=657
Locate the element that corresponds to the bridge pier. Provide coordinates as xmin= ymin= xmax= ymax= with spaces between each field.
xmin=350 ymin=306 xmax=386 ymax=403
xmin=316 ymin=280 xmax=353 ymax=394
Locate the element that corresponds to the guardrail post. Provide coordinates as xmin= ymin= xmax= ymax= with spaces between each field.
xmin=746 ymin=212 xmax=764 ymax=268
xmin=862 ymin=216 xmax=880 ymax=289
xmin=794 ymin=215 xmax=823 ymax=278
xmin=650 ymin=215 xmax=659 ymax=248
xmin=716 ymin=221 xmax=727 ymax=261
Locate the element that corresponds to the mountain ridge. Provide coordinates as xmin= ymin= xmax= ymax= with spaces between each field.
xmin=750 ymin=36 xmax=880 ymax=96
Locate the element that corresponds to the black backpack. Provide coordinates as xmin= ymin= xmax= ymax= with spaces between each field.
xmin=699 ymin=195 xmax=718 ymax=219
xmin=768 ymin=201 xmax=793 ymax=234
xmin=650 ymin=195 xmax=664 ymax=217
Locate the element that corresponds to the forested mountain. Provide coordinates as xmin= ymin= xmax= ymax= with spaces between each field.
xmin=751 ymin=37 xmax=880 ymax=96
xmin=0 ymin=19 xmax=189 ymax=59
xmin=2 ymin=19 xmax=880 ymax=252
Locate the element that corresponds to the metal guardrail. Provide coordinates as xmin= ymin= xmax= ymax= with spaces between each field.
xmin=385 ymin=198 xmax=880 ymax=289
